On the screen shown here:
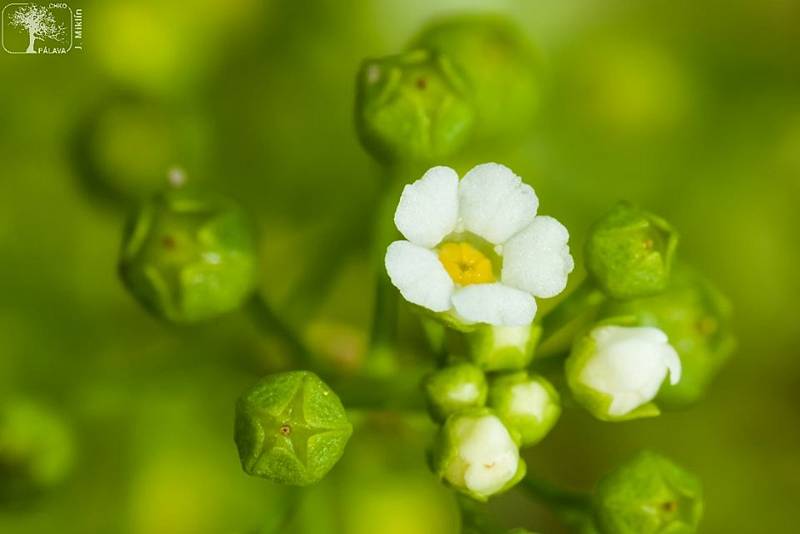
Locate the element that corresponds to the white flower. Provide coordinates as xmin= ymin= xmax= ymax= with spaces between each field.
xmin=443 ymin=413 xmax=519 ymax=498
xmin=385 ymin=163 xmax=574 ymax=326
xmin=573 ymin=325 xmax=682 ymax=418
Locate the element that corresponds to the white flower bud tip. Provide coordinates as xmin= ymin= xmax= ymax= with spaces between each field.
xmin=579 ymin=326 xmax=681 ymax=417
xmin=445 ymin=414 xmax=519 ymax=497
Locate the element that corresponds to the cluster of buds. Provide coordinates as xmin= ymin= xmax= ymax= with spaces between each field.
xmin=565 ymin=202 xmax=733 ymax=421
xmin=383 ymin=162 xmax=567 ymax=500
xmin=380 ymin=159 xmax=728 ymax=525
xmin=100 ymin=14 xmax=730 ymax=533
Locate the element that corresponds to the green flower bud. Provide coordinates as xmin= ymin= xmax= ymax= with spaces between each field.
xmin=0 ymin=399 xmax=74 ymax=503
xmin=467 ymin=324 xmax=541 ymax=372
xmin=355 ymin=49 xmax=474 ymax=164
xmin=431 ymin=408 xmax=526 ymax=501
xmin=488 ymin=372 xmax=560 ymax=447
xmin=424 ymin=363 xmax=488 ymax=422
xmin=118 ymin=187 xmax=257 ymax=323
xmin=585 ymin=203 xmax=678 ymax=300
xmin=234 ymin=371 xmax=353 ymax=486
xmin=411 ymin=15 xmax=540 ymax=142
xmin=600 ymin=267 xmax=735 ymax=408
xmin=566 ymin=323 xmax=681 ymax=422
xmin=593 ymin=451 xmax=703 ymax=534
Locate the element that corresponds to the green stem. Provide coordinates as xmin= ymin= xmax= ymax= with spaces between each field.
xmin=256 ymin=487 xmax=303 ymax=533
xmin=537 ymin=279 xmax=605 ymax=358
xmin=246 ymin=294 xmax=311 ymax=367
xmin=333 ymin=370 xmax=427 ymax=412
xmin=364 ymin=164 xmax=421 ymax=376
xmin=457 ymin=495 xmax=505 ymax=534
xmin=518 ymin=476 xmax=596 ymax=533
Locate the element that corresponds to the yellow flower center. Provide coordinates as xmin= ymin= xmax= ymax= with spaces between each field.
xmin=438 ymin=242 xmax=496 ymax=286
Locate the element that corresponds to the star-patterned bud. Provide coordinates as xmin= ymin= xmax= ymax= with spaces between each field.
xmin=585 ymin=202 xmax=678 ymax=300
xmin=355 ymin=49 xmax=474 ymax=164
xmin=234 ymin=371 xmax=353 ymax=486
xmin=593 ymin=451 xmax=703 ymax=534
xmin=118 ymin=187 xmax=257 ymax=323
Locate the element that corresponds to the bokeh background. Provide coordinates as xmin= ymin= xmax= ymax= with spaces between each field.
xmin=1 ymin=0 xmax=799 ymax=532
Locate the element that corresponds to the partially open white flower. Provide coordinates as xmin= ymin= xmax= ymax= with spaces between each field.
xmin=440 ymin=412 xmax=521 ymax=499
xmin=566 ymin=325 xmax=682 ymax=421
xmin=385 ymin=164 xmax=573 ymax=327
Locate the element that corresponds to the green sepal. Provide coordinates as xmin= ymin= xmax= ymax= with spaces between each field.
xmin=599 ymin=266 xmax=735 ymax=408
xmin=234 ymin=371 xmax=353 ymax=486
xmin=423 ymin=363 xmax=488 ymax=422
xmin=467 ymin=323 xmax=541 ymax=372
xmin=593 ymin=451 xmax=703 ymax=534
xmin=585 ymin=202 xmax=678 ymax=300
xmin=488 ymin=371 xmax=561 ymax=447
xmin=118 ymin=186 xmax=257 ymax=323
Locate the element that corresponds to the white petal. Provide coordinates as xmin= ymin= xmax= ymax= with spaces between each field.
xmin=455 ymin=415 xmax=519 ymax=496
xmin=509 ymin=382 xmax=550 ymax=421
xmin=458 ymin=163 xmax=539 ymax=244
xmin=501 ymin=216 xmax=574 ymax=298
xmin=663 ymin=345 xmax=682 ymax=385
xmin=581 ymin=326 xmax=680 ymax=416
xmin=394 ymin=166 xmax=459 ymax=248
xmin=451 ymin=283 xmax=537 ymax=326
xmin=385 ymin=241 xmax=454 ymax=312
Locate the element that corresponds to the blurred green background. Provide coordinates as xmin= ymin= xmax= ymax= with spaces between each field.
xmin=1 ymin=0 xmax=798 ymax=532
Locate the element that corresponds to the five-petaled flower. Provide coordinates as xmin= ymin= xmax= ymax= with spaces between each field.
xmin=385 ymin=163 xmax=574 ymax=326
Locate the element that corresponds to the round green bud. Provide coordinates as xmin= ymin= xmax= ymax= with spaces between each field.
xmin=600 ymin=267 xmax=734 ymax=408
xmin=118 ymin=187 xmax=257 ymax=323
xmin=431 ymin=408 xmax=525 ymax=502
xmin=593 ymin=451 xmax=703 ymax=534
xmin=234 ymin=371 xmax=353 ymax=486
xmin=488 ymin=372 xmax=560 ymax=447
xmin=585 ymin=202 xmax=678 ymax=300
xmin=0 ymin=399 xmax=74 ymax=503
xmin=467 ymin=324 xmax=541 ymax=372
xmin=424 ymin=363 xmax=488 ymax=422
xmin=355 ymin=49 xmax=475 ymax=164
xmin=410 ymin=15 xmax=540 ymax=141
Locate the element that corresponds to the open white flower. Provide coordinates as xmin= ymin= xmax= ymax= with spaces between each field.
xmin=567 ymin=325 xmax=682 ymax=420
xmin=385 ymin=163 xmax=574 ymax=326
xmin=442 ymin=413 xmax=520 ymax=499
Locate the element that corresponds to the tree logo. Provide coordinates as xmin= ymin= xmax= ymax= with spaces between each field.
xmin=2 ymin=3 xmax=82 ymax=54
